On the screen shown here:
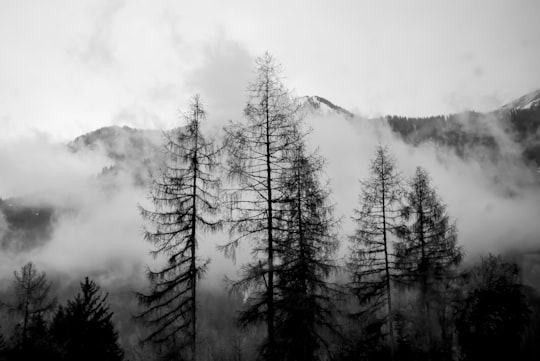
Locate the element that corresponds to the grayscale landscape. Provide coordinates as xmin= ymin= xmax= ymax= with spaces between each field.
xmin=1 ymin=1 xmax=540 ymax=360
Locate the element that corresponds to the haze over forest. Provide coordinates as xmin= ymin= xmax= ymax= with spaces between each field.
xmin=1 ymin=1 xmax=540 ymax=360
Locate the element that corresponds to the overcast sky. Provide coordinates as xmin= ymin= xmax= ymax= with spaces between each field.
xmin=1 ymin=0 xmax=540 ymax=141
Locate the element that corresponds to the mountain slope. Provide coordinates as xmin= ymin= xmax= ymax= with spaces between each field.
xmin=502 ymin=88 xmax=540 ymax=110
xmin=69 ymin=125 xmax=164 ymax=186
xmin=386 ymin=91 xmax=540 ymax=168
xmin=300 ymin=95 xmax=354 ymax=118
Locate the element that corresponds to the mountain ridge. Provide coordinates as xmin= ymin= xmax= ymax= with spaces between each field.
xmin=69 ymin=88 xmax=540 ymax=170
xmin=502 ymin=88 xmax=540 ymax=111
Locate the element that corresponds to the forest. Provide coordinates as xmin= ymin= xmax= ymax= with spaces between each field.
xmin=0 ymin=53 xmax=539 ymax=361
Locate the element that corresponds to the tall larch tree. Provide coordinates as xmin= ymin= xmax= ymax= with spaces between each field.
xmin=348 ymin=145 xmax=402 ymax=359
xmin=395 ymin=166 xmax=462 ymax=358
xmin=10 ymin=262 xmax=56 ymax=350
xmin=220 ymin=52 xmax=301 ymax=360
xmin=274 ymin=137 xmax=340 ymax=361
xmin=137 ymin=95 xmax=221 ymax=361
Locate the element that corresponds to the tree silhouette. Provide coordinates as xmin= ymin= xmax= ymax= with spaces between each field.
xmin=220 ymin=52 xmax=302 ymax=360
xmin=50 ymin=277 xmax=124 ymax=361
xmin=456 ymin=254 xmax=530 ymax=361
xmin=394 ymin=166 xmax=462 ymax=358
xmin=137 ymin=95 xmax=221 ymax=360
xmin=274 ymin=138 xmax=340 ymax=361
xmin=8 ymin=262 xmax=56 ymax=350
xmin=348 ymin=145 xmax=402 ymax=359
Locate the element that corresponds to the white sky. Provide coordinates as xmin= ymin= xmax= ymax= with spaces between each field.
xmin=1 ymin=0 xmax=540 ymax=141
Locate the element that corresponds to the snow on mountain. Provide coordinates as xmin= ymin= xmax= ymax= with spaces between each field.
xmin=300 ymin=95 xmax=354 ymax=118
xmin=502 ymin=88 xmax=540 ymax=110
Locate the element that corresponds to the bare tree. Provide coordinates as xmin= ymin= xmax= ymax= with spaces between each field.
xmin=348 ymin=145 xmax=402 ymax=359
xmin=395 ymin=166 xmax=462 ymax=358
xmin=137 ymin=95 xmax=221 ymax=361
xmin=220 ymin=52 xmax=302 ymax=360
xmin=8 ymin=262 xmax=56 ymax=349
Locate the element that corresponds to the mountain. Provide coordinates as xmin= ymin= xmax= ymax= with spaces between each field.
xmin=502 ymin=88 xmax=540 ymax=110
xmin=68 ymin=125 xmax=162 ymax=163
xmin=300 ymin=95 xmax=354 ymax=118
xmin=385 ymin=92 xmax=540 ymax=169
xmin=69 ymin=125 xmax=164 ymax=186
xmin=299 ymin=90 xmax=540 ymax=171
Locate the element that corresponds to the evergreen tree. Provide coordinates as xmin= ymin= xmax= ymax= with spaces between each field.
xmin=394 ymin=166 xmax=462 ymax=358
xmin=50 ymin=277 xmax=124 ymax=361
xmin=274 ymin=139 xmax=340 ymax=361
xmin=456 ymin=254 xmax=530 ymax=361
xmin=220 ymin=52 xmax=301 ymax=360
xmin=348 ymin=145 xmax=402 ymax=359
xmin=137 ymin=95 xmax=221 ymax=360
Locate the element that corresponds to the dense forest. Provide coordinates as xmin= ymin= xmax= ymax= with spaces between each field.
xmin=1 ymin=53 xmax=540 ymax=361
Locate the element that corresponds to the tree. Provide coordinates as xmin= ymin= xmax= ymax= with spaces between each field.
xmin=8 ymin=262 xmax=55 ymax=350
xmin=348 ymin=145 xmax=402 ymax=359
xmin=220 ymin=52 xmax=302 ymax=360
xmin=456 ymin=254 xmax=530 ymax=361
xmin=0 ymin=327 xmax=6 ymax=360
xmin=50 ymin=277 xmax=124 ymax=361
xmin=274 ymin=138 xmax=340 ymax=361
xmin=394 ymin=166 xmax=462 ymax=358
xmin=137 ymin=95 xmax=221 ymax=360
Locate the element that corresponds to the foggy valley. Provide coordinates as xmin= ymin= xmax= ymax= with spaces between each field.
xmin=2 ymin=1 xmax=540 ymax=360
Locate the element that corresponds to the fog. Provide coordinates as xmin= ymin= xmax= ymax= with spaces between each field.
xmin=0 ymin=104 xmax=539 ymax=294
xmin=308 ymin=111 xmax=540 ymax=262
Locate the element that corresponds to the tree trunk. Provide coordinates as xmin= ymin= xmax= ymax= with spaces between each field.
xmin=264 ymin=78 xmax=275 ymax=359
xmin=381 ymin=165 xmax=395 ymax=360
xmin=190 ymin=103 xmax=200 ymax=361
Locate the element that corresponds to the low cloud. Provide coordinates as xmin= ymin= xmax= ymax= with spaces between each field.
xmin=1 ymin=100 xmax=539 ymax=293
xmin=0 ymin=132 xmax=150 ymax=287
xmin=308 ymin=110 xmax=540 ymax=260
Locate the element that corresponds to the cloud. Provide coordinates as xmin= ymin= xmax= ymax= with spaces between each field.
xmin=0 ymin=132 xmax=150 ymax=287
xmin=74 ymin=0 xmax=126 ymax=68
xmin=0 ymin=128 xmax=238 ymax=292
xmin=186 ymin=37 xmax=255 ymax=131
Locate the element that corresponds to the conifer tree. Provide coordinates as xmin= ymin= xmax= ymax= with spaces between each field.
xmin=348 ymin=145 xmax=402 ymax=358
xmin=456 ymin=254 xmax=529 ymax=361
xmin=137 ymin=95 xmax=220 ymax=360
xmin=220 ymin=52 xmax=301 ymax=360
xmin=394 ymin=166 xmax=462 ymax=357
xmin=274 ymin=138 xmax=340 ymax=361
xmin=51 ymin=277 xmax=124 ymax=361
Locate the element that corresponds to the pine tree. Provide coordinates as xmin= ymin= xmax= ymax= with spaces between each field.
xmin=456 ymin=254 xmax=530 ymax=361
xmin=394 ymin=166 xmax=462 ymax=358
xmin=274 ymin=139 xmax=340 ymax=361
xmin=50 ymin=277 xmax=124 ymax=361
xmin=348 ymin=145 xmax=402 ymax=358
xmin=137 ymin=95 xmax=221 ymax=360
xmin=220 ymin=52 xmax=301 ymax=360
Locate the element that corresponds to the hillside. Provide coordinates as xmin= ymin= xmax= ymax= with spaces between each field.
xmin=385 ymin=89 xmax=540 ymax=169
